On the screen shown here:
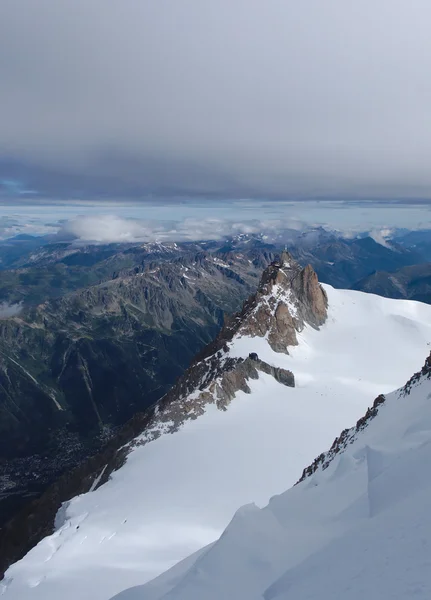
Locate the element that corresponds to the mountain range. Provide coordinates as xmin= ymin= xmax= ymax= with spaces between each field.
xmin=1 ymin=228 xmax=426 ymax=527
xmin=354 ymin=262 xmax=431 ymax=304
xmin=2 ymin=252 xmax=431 ymax=599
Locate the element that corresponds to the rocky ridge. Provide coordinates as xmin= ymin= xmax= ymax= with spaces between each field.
xmin=0 ymin=248 xmax=273 ymax=522
xmin=0 ymin=253 xmax=327 ymax=579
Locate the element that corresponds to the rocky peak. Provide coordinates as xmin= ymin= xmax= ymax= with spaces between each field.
xmin=231 ymin=251 xmax=328 ymax=353
xmin=145 ymin=253 xmax=327 ymax=421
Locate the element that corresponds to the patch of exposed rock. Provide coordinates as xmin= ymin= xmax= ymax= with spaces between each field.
xmin=154 ymin=355 xmax=294 ymax=421
xmin=129 ymin=352 xmax=294 ymax=452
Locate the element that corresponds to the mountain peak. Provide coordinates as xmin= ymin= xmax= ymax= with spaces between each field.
xmin=235 ymin=254 xmax=328 ymax=353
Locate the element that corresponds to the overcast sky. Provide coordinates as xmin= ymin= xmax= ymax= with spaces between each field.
xmin=1 ymin=1 xmax=431 ymax=198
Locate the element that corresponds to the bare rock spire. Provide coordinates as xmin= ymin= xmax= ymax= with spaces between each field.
xmin=236 ymin=253 xmax=328 ymax=353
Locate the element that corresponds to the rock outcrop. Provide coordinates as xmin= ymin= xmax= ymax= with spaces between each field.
xmin=215 ymin=251 xmax=328 ymax=354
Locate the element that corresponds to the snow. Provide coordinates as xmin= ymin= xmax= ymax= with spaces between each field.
xmin=2 ymin=286 xmax=431 ymax=600
xmin=211 ymin=257 xmax=230 ymax=268
xmin=112 ymin=362 xmax=431 ymax=600
xmin=232 ymin=285 xmax=431 ymax=397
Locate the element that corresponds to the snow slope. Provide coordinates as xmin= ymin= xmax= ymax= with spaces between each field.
xmin=2 ymin=286 xmax=431 ymax=600
xmin=114 ymin=355 xmax=431 ymax=600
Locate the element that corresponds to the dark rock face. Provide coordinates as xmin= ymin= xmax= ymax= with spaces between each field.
xmin=257 ymin=360 xmax=295 ymax=387
xmin=290 ymin=263 xmax=328 ymax=327
xmin=400 ymin=351 xmax=431 ymax=393
xmin=204 ymin=357 xmax=294 ymax=410
xmin=296 ymin=392 xmax=387 ymax=484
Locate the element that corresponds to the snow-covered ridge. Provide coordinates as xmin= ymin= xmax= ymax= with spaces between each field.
xmin=298 ymin=352 xmax=431 ymax=484
xmin=128 ymin=254 xmax=326 ymax=433
xmin=110 ymin=255 xmax=322 ymax=451
xmin=297 ymin=391 xmax=387 ymax=483
xmin=113 ymin=352 xmax=431 ymax=600
xmin=2 ymin=257 xmax=431 ymax=600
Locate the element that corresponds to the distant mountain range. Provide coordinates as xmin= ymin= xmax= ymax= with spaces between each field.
xmin=353 ymin=262 xmax=431 ymax=303
xmin=0 ymin=227 xmax=427 ymax=300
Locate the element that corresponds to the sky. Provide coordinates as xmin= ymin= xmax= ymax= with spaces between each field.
xmin=1 ymin=1 xmax=431 ymax=199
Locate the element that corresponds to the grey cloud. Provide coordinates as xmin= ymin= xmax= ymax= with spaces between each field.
xmin=1 ymin=1 xmax=431 ymax=198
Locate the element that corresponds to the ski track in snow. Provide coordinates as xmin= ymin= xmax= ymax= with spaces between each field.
xmin=2 ymin=286 xmax=431 ymax=600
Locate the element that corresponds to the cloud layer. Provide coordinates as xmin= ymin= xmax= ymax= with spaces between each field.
xmin=1 ymin=1 xmax=431 ymax=197
xmin=1 ymin=198 xmax=430 ymax=244
xmin=61 ymin=215 xmax=304 ymax=243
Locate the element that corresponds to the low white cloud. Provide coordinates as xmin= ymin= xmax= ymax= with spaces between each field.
xmin=0 ymin=302 xmax=23 ymax=319
xmin=63 ymin=215 xmax=152 ymax=243
xmin=369 ymin=228 xmax=394 ymax=248
xmin=60 ymin=214 xmax=307 ymax=244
